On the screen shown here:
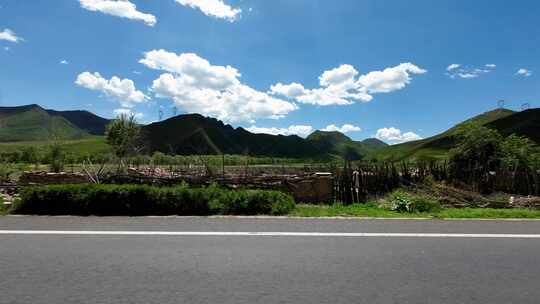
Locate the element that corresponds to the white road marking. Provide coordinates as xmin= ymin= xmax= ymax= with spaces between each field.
xmin=0 ymin=230 xmax=540 ymax=238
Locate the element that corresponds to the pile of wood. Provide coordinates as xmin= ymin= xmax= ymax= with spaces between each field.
xmin=414 ymin=182 xmax=540 ymax=209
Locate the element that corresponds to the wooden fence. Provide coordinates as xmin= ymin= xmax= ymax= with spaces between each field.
xmin=333 ymin=161 xmax=539 ymax=205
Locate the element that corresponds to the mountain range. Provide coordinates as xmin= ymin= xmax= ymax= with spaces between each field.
xmin=1 ymin=104 xmax=539 ymax=161
xmin=142 ymin=114 xmax=386 ymax=159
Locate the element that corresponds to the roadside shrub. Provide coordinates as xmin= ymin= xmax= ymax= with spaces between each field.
xmin=388 ymin=189 xmax=441 ymax=213
xmin=13 ymin=184 xmax=295 ymax=216
xmin=0 ymin=161 xmax=15 ymax=182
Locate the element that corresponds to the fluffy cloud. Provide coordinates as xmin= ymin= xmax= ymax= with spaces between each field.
xmin=79 ymin=0 xmax=156 ymax=26
xmin=75 ymin=72 xmax=148 ymax=108
xmin=357 ymin=63 xmax=427 ymax=94
xmin=269 ymin=83 xmax=307 ymax=98
xmin=246 ymin=125 xmax=314 ymax=137
xmin=60 ymin=60 xmax=69 ymax=65
xmin=321 ymin=124 xmax=361 ymax=133
xmin=319 ymin=64 xmax=359 ymax=87
xmin=446 ymin=63 xmax=496 ymax=79
xmin=113 ymin=108 xmax=144 ymax=119
xmin=140 ymin=50 xmax=297 ymax=123
xmin=375 ymin=127 xmax=422 ymax=144
xmin=0 ymin=29 xmax=23 ymax=43
xmin=516 ymin=68 xmax=532 ymax=77
xmin=446 ymin=64 xmax=461 ymax=72
xmin=175 ymin=0 xmax=241 ymax=22
xmin=270 ymin=63 xmax=426 ymax=106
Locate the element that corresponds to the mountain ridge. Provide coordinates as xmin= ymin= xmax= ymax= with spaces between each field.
xmin=142 ymin=113 xmax=386 ymax=159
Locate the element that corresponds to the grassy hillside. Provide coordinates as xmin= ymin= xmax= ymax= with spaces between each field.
xmin=486 ymin=108 xmax=540 ymax=143
xmin=0 ymin=105 xmax=89 ymax=142
xmin=0 ymin=136 xmax=112 ymax=160
xmin=306 ymin=131 xmax=386 ymax=160
xmin=45 ymin=109 xmax=110 ymax=135
xmin=374 ymin=108 xmax=517 ymax=161
xmin=360 ymin=138 xmax=388 ymax=149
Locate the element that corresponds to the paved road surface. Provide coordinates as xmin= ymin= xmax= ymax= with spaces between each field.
xmin=1 ymin=216 xmax=540 ymax=304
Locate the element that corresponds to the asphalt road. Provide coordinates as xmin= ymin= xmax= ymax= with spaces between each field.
xmin=1 ymin=217 xmax=540 ymax=304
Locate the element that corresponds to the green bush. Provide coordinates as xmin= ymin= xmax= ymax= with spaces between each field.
xmin=13 ymin=184 xmax=295 ymax=216
xmin=388 ymin=189 xmax=441 ymax=213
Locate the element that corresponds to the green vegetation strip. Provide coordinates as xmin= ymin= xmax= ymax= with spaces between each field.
xmin=3 ymin=185 xmax=540 ymax=219
xmin=291 ymin=204 xmax=540 ymax=219
xmin=12 ymin=184 xmax=294 ymax=216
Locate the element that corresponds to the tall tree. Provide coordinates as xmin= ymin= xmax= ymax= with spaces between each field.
xmin=105 ymin=114 xmax=143 ymax=159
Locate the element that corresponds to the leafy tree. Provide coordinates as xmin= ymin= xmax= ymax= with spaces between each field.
xmin=48 ymin=128 xmax=66 ymax=173
xmin=105 ymin=114 xmax=143 ymax=159
xmin=449 ymin=122 xmax=502 ymax=170
xmin=21 ymin=147 xmax=40 ymax=164
xmin=448 ymin=122 xmax=502 ymax=190
xmin=499 ymin=134 xmax=540 ymax=171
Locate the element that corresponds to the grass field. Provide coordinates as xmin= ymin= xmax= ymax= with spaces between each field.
xmin=2 ymin=201 xmax=539 ymax=218
xmin=292 ymin=204 xmax=540 ymax=219
xmin=0 ymin=136 xmax=112 ymax=158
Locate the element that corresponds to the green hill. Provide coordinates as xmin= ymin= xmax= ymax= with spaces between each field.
xmin=45 ymin=109 xmax=110 ymax=135
xmin=306 ymin=131 xmax=387 ymax=160
xmin=143 ymin=114 xmax=386 ymax=159
xmin=0 ymin=105 xmax=86 ymax=142
xmin=0 ymin=104 xmax=110 ymax=142
xmin=486 ymin=108 xmax=540 ymax=143
xmin=374 ymin=108 xmax=540 ymax=161
xmin=360 ymin=138 xmax=388 ymax=150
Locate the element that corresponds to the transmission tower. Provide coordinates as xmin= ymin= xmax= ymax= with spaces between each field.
xmin=172 ymin=106 xmax=177 ymax=117
xmin=158 ymin=109 xmax=164 ymax=121
xmin=497 ymin=99 xmax=505 ymax=109
xmin=521 ymin=103 xmax=530 ymax=111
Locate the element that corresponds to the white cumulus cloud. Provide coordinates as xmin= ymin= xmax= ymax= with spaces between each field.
xmin=175 ymin=0 xmax=241 ymax=22
xmin=375 ymin=127 xmax=422 ymax=144
xmin=140 ymin=50 xmax=297 ymax=123
xmin=357 ymin=63 xmax=427 ymax=94
xmin=270 ymin=63 xmax=426 ymax=106
xmin=246 ymin=125 xmax=314 ymax=137
xmin=0 ymin=29 xmax=23 ymax=43
xmin=60 ymin=60 xmax=69 ymax=65
xmin=321 ymin=124 xmax=361 ymax=133
xmin=75 ymin=72 xmax=148 ymax=108
xmin=79 ymin=0 xmax=156 ymax=26
xmin=516 ymin=68 xmax=532 ymax=77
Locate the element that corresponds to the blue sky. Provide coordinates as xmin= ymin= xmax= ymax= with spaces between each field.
xmin=0 ymin=0 xmax=539 ymax=143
